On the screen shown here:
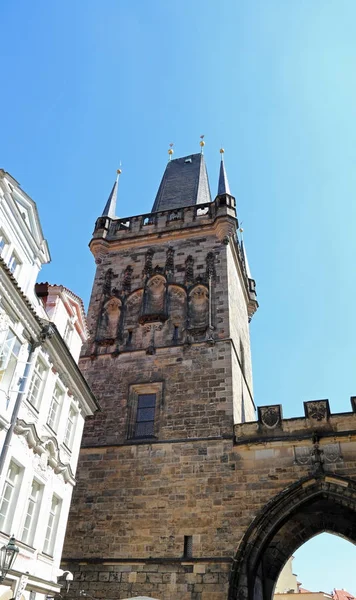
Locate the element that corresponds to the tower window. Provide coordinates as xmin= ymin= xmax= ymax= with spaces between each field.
xmin=184 ymin=535 xmax=193 ymax=558
xmin=173 ymin=325 xmax=179 ymax=343
xmin=127 ymin=382 xmax=163 ymax=440
xmin=134 ymin=394 xmax=156 ymax=438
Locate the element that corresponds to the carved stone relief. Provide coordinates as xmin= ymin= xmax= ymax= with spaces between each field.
xmin=206 ymin=252 xmax=216 ymax=281
xmin=97 ymin=296 xmax=122 ymax=342
xmin=140 ymin=275 xmax=167 ymax=323
xmin=305 ymin=400 xmax=329 ymax=422
xmin=103 ymin=268 xmax=114 ymax=296
xmin=185 ymin=255 xmax=194 ymax=285
xmin=165 ymin=247 xmax=175 ymax=279
xmin=188 ymin=285 xmax=209 ymax=332
xmin=122 ymin=266 xmax=133 ymax=294
xmin=143 ymin=248 xmax=154 ymax=278
xmin=258 ymin=405 xmax=282 ymax=429
xmin=294 ymin=443 xmax=342 ymax=467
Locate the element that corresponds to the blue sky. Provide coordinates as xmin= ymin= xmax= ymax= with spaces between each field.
xmin=1 ymin=0 xmax=355 ymax=592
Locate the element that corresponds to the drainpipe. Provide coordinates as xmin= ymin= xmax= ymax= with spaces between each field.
xmin=0 ymin=324 xmax=53 ymax=476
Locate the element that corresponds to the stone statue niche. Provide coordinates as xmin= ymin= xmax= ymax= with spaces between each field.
xmin=124 ymin=289 xmax=143 ymax=347
xmin=168 ymin=285 xmax=187 ymax=342
xmin=187 ymin=284 xmax=209 ymax=334
xmin=97 ymin=296 xmax=122 ymax=344
xmin=140 ymin=275 xmax=168 ymax=323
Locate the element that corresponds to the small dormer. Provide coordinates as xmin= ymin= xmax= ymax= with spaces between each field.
xmin=35 ymin=283 xmax=88 ymax=363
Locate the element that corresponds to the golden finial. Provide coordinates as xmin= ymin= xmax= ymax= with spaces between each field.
xmin=116 ymin=162 xmax=122 ymax=180
xmin=117 ymin=168 xmax=122 ymax=175
xmin=220 ymin=147 xmax=225 ymax=155
xmin=200 ymin=135 xmax=205 ymax=153
xmin=168 ymin=143 xmax=174 ymax=161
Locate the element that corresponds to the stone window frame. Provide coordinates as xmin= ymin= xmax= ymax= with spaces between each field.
xmin=126 ymin=382 xmax=163 ymax=441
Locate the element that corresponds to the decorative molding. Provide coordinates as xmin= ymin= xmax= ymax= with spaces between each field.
xmin=14 ymin=419 xmax=75 ymax=485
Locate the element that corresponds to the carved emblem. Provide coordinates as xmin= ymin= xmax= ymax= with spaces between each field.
xmin=323 ymin=443 xmax=342 ymax=463
xmin=294 ymin=446 xmax=312 ymax=465
xmin=305 ymin=401 xmax=328 ymax=421
xmin=259 ymin=406 xmax=281 ymax=429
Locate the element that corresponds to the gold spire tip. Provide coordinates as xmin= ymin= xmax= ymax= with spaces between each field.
xmin=117 ymin=168 xmax=122 ymax=175
xmin=220 ymin=148 xmax=225 ymax=154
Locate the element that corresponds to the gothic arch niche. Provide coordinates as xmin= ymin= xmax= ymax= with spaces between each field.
xmin=187 ymin=283 xmax=209 ymax=335
xmin=168 ymin=284 xmax=187 ymax=341
xmin=124 ymin=289 xmax=143 ymax=346
xmin=228 ymin=476 xmax=356 ymax=600
xmin=97 ymin=296 xmax=122 ymax=343
xmin=140 ymin=274 xmax=167 ymax=323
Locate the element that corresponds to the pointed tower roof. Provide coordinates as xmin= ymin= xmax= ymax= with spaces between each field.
xmin=102 ymin=170 xmax=121 ymax=218
xmin=151 ymin=153 xmax=212 ymax=213
xmin=217 ymin=149 xmax=231 ymax=195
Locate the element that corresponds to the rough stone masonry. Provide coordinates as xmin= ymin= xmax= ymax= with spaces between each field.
xmin=61 ymin=155 xmax=356 ymax=600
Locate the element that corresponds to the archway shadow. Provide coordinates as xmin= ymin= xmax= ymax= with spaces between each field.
xmin=228 ymin=475 xmax=356 ymax=600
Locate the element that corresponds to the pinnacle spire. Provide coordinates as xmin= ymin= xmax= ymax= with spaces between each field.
xmin=217 ymin=149 xmax=231 ymax=196
xmin=102 ymin=169 xmax=121 ymax=218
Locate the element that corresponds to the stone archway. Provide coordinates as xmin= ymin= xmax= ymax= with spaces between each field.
xmin=228 ymin=475 xmax=356 ymax=600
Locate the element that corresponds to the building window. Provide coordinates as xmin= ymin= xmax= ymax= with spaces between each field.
xmin=184 ymin=535 xmax=193 ymax=558
xmin=21 ymin=479 xmax=42 ymax=546
xmin=64 ymin=404 xmax=77 ymax=449
xmin=63 ymin=321 xmax=74 ymax=347
xmin=8 ymin=251 xmax=21 ymax=276
xmin=47 ymin=385 xmax=63 ymax=432
xmin=134 ymin=394 xmax=156 ymax=438
xmin=0 ymin=328 xmax=22 ymax=392
xmin=43 ymin=495 xmax=61 ymax=555
xmin=0 ymin=231 xmax=9 ymax=258
xmin=27 ymin=358 xmax=47 ymax=410
xmin=0 ymin=461 xmax=22 ymax=534
xmin=127 ymin=382 xmax=163 ymax=440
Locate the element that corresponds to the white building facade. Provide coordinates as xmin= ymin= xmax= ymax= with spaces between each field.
xmin=0 ymin=170 xmax=98 ymax=600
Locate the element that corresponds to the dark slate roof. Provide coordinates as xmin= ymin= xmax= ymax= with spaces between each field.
xmin=102 ymin=179 xmax=118 ymax=218
xmin=151 ymin=153 xmax=212 ymax=213
xmin=217 ymin=158 xmax=231 ymax=195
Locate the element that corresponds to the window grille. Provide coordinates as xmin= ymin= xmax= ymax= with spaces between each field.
xmin=134 ymin=394 xmax=156 ymax=438
xmin=184 ymin=535 xmax=193 ymax=558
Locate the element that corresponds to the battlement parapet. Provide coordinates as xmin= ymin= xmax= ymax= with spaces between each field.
xmin=92 ymin=194 xmax=237 ymax=243
xmin=235 ymin=398 xmax=356 ymax=444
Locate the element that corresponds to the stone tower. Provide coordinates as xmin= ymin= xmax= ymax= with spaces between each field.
xmin=62 ymin=150 xmax=259 ymax=599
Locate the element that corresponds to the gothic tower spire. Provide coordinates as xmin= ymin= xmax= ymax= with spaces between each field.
xmin=217 ymin=148 xmax=231 ymax=195
xmin=101 ymin=168 xmax=121 ymax=218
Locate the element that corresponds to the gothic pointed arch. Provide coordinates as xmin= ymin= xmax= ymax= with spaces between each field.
xmin=228 ymin=474 xmax=356 ymax=600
